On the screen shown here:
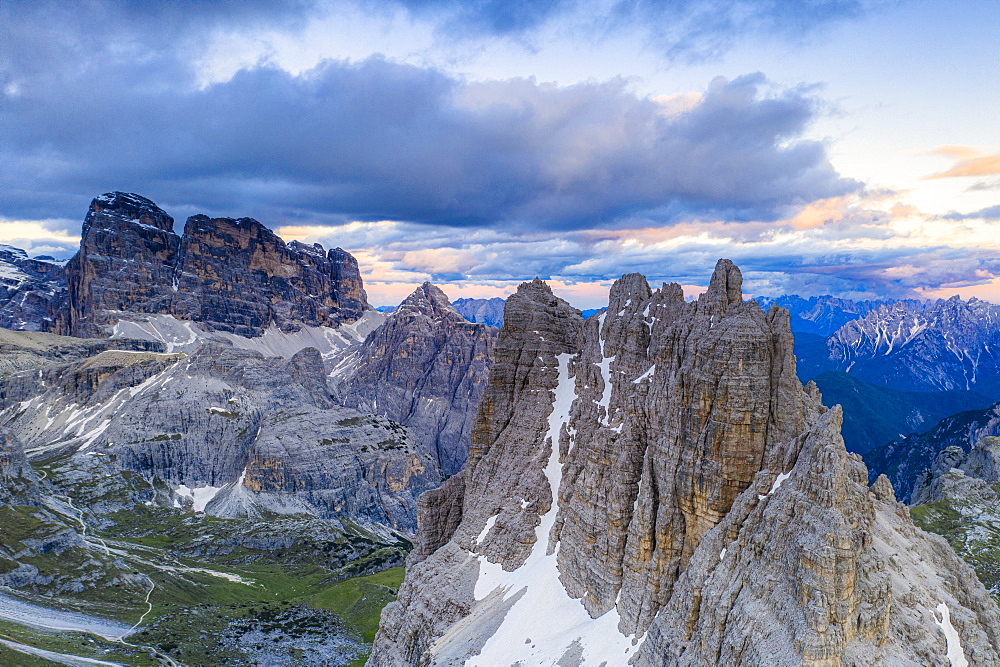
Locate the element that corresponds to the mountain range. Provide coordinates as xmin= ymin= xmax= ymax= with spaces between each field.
xmin=2 ymin=192 xmax=1000 ymax=664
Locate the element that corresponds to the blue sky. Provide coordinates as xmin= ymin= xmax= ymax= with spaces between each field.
xmin=1 ymin=0 xmax=997 ymax=307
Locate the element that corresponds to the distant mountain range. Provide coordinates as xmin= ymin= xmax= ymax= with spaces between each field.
xmin=753 ymin=294 xmax=898 ymax=336
xmin=763 ymin=293 xmax=1000 ymax=398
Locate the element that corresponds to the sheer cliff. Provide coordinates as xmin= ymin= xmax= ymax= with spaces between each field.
xmin=61 ymin=192 xmax=368 ymax=337
xmin=370 ymin=260 xmax=1000 ymax=666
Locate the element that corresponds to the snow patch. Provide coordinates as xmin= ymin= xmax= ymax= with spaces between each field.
xmin=174 ymin=484 xmax=223 ymax=513
xmin=465 ymin=353 xmax=643 ymax=666
xmin=632 ymin=365 xmax=655 ymax=384
xmin=758 ymin=471 xmax=791 ymax=500
xmin=934 ymin=603 xmax=968 ymax=667
xmin=476 ymin=514 xmax=499 ymax=546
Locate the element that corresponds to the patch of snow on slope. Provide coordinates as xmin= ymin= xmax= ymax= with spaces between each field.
xmin=110 ymin=314 xmax=205 ymax=353
xmin=934 ymin=603 xmax=968 ymax=667
xmin=174 ymin=484 xmax=224 ymax=513
xmin=632 ymin=365 xmax=655 ymax=384
xmin=468 ymin=353 xmax=643 ymax=666
xmin=594 ymin=311 xmax=615 ymax=423
xmin=758 ymin=471 xmax=791 ymax=500
xmin=476 ymin=514 xmax=499 ymax=546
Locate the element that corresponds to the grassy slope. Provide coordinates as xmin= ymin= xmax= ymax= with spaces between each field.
xmin=910 ymin=491 xmax=1000 ymax=596
xmin=0 ymin=459 xmax=410 ymax=666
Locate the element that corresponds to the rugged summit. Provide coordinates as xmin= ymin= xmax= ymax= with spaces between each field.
xmin=371 ymin=261 xmax=1000 ymax=666
xmin=62 ymin=192 xmax=368 ymax=337
xmin=334 ymin=283 xmax=496 ymax=475
xmin=754 ymin=294 xmax=898 ymax=337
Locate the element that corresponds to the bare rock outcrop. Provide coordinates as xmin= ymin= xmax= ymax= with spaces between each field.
xmin=0 ymin=245 xmax=67 ymax=332
xmin=0 ymin=428 xmax=41 ymax=505
xmin=335 ymin=283 xmax=495 ymax=475
xmin=60 ymin=192 xmax=368 ymax=337
xmin=370 ymin=260 xmax=1000 ymax=666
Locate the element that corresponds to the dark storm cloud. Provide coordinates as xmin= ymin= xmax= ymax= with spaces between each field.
xmin=1 ymin=38 xmax=857 ymax=230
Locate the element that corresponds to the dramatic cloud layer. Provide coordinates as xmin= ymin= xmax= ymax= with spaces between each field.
xmin=274 ymin=191 xmax=1000 ymax=307
xmin=3 ymin=0 xmax=997 ymax=305
xmin=1 ymin=38 xmax=856 ymax=229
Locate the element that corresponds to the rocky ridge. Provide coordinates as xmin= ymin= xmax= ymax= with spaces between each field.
xmin=866 ymin=403 xmax=1000 ymax=504
xmin=334 ymin=283 xmax=496 ymax=475
xmin=0 ymin=332 xmax=442 ymax=533
xmin=0 ymin=245 xmax=66 ymax=332
xmin=371 ymin=261 xmax=1000 ymax=666
xmin=753 ymin=294 xmax=900 ymax=337
xmin=907 ymin=438 xmax=1000 ymax=596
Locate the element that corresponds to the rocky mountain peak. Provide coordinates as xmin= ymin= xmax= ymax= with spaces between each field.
xmin=698 ymin=257 xmax=743 ymax=313
xmin=334 ymin=282 xmax=496 ymax=476
xmin=59 ymin=194 xmax=368 ymax=337
xmin=88 ymin=191 xmax=175 ymax=233
xmin=396 ymin=282 xmax=457 ymax=319
xmin=372 ymin=262 xmax=1000 ymax=666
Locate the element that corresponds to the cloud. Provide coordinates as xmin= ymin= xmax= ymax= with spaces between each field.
xmin=387 ymin=0 xmax=572 ymax=36
xmin=940 ymin=205 xmax=1000 ymax=221
xmin=608 ymin=0 xmax=869 ymax=61
xmin=0 ymin=219 xmax=81 ymax=257
xmin=275 ymin=191 xmax=1000 ymax=306
xmin=925 ymin=150 xmax=1000 ymax=180
xmin=1 ymin=34 xmax=857 ymax=229
xmin=373 ymin=0 xmax=874 ymax=58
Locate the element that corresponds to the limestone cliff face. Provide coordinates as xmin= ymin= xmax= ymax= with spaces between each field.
xmin=61 ymin=192 xmax=368 ymax=337
xmin=335 ymin=283 xmax=495 ymax=475
xmin=62 ymin=192 xmax=181 ymax=337
xmin=371 ymin=261 xmax=1000 ymax=666
xmin=0 ymin=340 xmax=442 ymax=533
xmin=172 ymin=215 xmax=367 ymax=336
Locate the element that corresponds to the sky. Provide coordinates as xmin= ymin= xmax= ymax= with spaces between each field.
xmin=1 ymin=0 xmax=998 ymax=308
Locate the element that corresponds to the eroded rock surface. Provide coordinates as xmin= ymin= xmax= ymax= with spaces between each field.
xmin=0 ymin=340 xmax=442 ymax=533
xmin=61 ymin=192 xmax=368 ymax=337
xmin=334 ymin=283 xmax=495 ymax=475
xmin=0 ymin=245 xmax=66 ymax=332
xmin=371 ymin=260 xmax=1000 ymax=666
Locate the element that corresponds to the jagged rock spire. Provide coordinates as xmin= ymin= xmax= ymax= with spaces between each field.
xmin=371 ymin=261 xmax=1000 ymax=667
